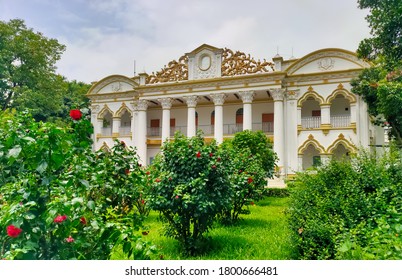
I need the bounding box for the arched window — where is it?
[211,110,215,125]
[235,108,243,132]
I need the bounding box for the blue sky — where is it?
[1,0,371,83]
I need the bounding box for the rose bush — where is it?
[147,132,232,256]
[0,110,153,259]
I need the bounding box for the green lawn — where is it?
[121,196,296,260]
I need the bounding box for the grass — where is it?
[119,196,296,260]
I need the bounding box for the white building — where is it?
[87,44,385,177]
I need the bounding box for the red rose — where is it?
[155,178,161,182]
[212,165,216,169]
[80,217,87,225]
[175,195,179,199]
[217,157,221,162]
[69,109,82,121]
[6,225,22,238]
[54,215,67,223]
[65,236,75,243]
[146,171,150,175]
[196,151,201,158]
[125,169,130,175]
[141,199,145,204]
[247,177,253,184]
[209,153,213,157]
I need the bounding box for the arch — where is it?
[99,142,111,153]
[286,48,370,75]
[326,84,357,104]
[87,75,138,95]
[97,105,114,119]
[114,102,132,118]
[326,134,356,154]
[298,134,326,155]
[298,91,325,107]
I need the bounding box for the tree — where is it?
[0,19,65,110]
[351,0,402,144]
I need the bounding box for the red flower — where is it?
[65,236,75,243]
[209,153,213,157]
[69,109,82,121]
[6,225,22,238]
[250,201,255,206]
[141,199,145,204]
[125,169,130,175]
[155,178,161,182]
[175,195,179,199]
[80,217,87,225]
[217,157,221,162]
[212,165,216,169]
[196,151,201,158]
[247,177,253,184]
[146,171,150,175]
[54,215,67,223]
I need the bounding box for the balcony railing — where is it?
[301,116,321,129]
[331,115,351,128]
[253,122,274,133]
[101,127,112,136]
[119,126,131,136]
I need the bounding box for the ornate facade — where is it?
[87,44,386,177]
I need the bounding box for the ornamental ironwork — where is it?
[221,48,274,76]
[146,55,188,84]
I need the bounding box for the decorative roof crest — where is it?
[221,48,274,76]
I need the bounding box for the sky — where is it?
[0,0,372,84]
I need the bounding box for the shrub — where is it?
[147,132,232,255]
[0,110,153,259]
[288,150,402,260]
[219,141,267,223]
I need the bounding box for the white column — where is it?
[130,101,138,147]
[239,91,255,131]
[298,155,303,172]
[286,90,299,175]
[136,99,148,165]
[112,117,121,138]
[321,104,331,125]
[350,102,357,124]
[271,88,285,176]
[184,96,198,137]
[210,93,226,144]
[358,96,370,148]
[91,105,101,147]
[158,97,173,143]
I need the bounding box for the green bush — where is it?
[0,110,153,259]
[288,150,402,260]
[147,132,232,256]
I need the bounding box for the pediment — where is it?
[186,44,223,56]
[87,75,138,95]
[286,48,370,75]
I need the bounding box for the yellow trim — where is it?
[99,142,111,153]
[297,90,325,107]
[114,102,133,118]
[147,139,162,145]
[298,134,326,155]
[87,74,139,95]
[326,85,357,104]
[97,104,114,119]
[326,134,356,154]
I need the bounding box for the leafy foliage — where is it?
[288,150,402,259]
[0,110,153,259]
[352,0,402,144]
[147,132,232,256]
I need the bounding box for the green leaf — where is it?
[87,200,95,210]
[24,212,36,220]
[7,145,22,158]
[36,160,48,174]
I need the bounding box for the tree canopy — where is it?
[0,19,90,122]
[351,0,402,144]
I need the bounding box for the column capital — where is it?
[184,95,198,108]
[286,89,300,101]
[158,97,173,109]
[270,88,285,101]
[239,91,255,104]
[134,99,148,111]
[210,93,226,106]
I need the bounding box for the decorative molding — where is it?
[87,75,138,95]
[297,90,325,107]
[114,102,132,117]
[136,99,149,111]
[326,86,357,104]
[286,90,299,100]
[298,134,326,155]
[91,104,101,114]
[317,57,335,71]
[326,134,356,154]
[158,97,173,109]
[270,88,285,101]
[99,142,111,153]
[239,91,255,103]
[221,48,274,76]
[97,104,113,119]
[210,93,226,106]
[146,55,188,84]
[184,95,198,108]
